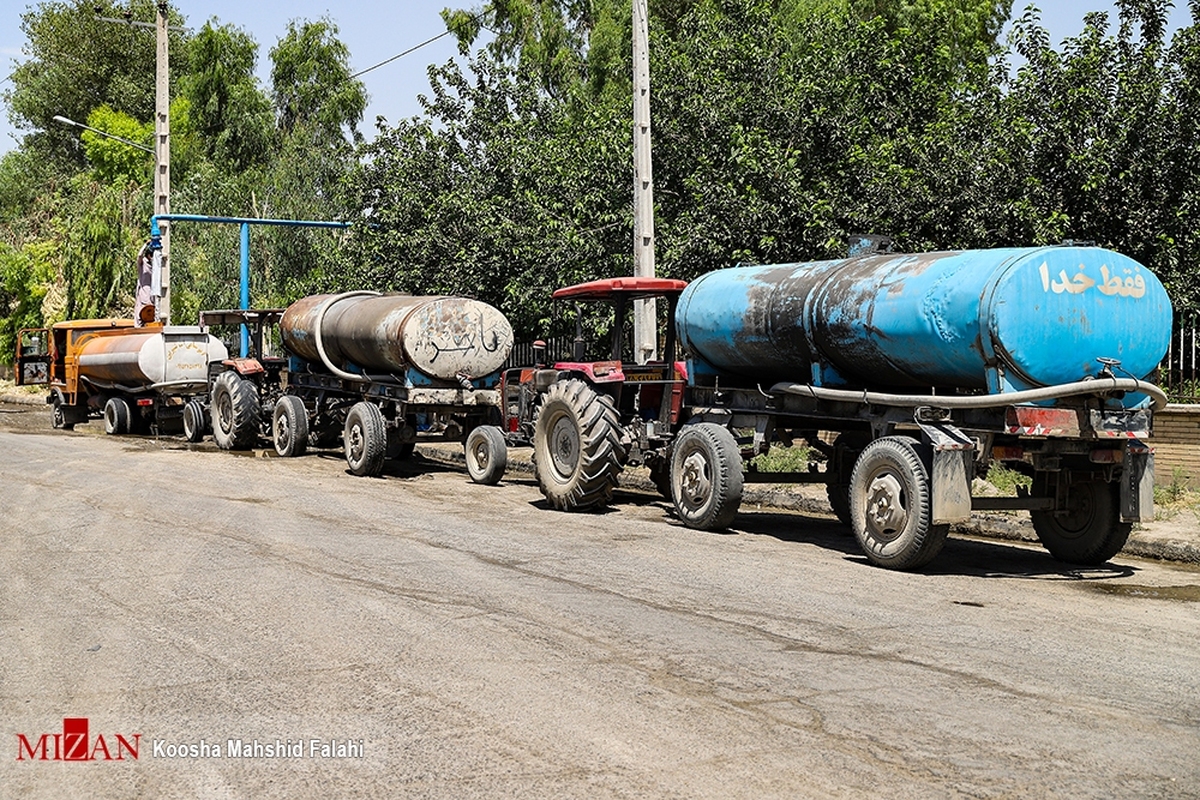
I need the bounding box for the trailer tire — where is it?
[850,436,948,570]
[212,370,260,451]
[182,399,207,442]
[104,397,131,435]
[671,423,743,530]
[532,379,623,510]
[827,431,872,528]
[52,397,74,431]
[465,425,507,485]
[273,395,309,458]
[1031,479,1130,564]
[649,463,673,500]
[344,402,387,477]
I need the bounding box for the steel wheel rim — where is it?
[865,471,907,542]
[217,393,233,435]
[472,440,490,470]
[277,413,293,450]
[549,413,580,479]
[348,422,365,464]
[1056,485,1096,538]
[679,449,712,508]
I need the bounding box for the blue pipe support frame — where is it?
[240,223,251,355]
[149,214,351,356]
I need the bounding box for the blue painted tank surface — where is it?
[676,246,1172,399]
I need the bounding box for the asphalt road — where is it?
[2,412,1199,798]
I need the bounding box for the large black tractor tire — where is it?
[532,379,624,511]
[1031,479,1131,564]
[103,397,131,435]
[211,370,261,451]
[273,395,309,458]
[182,399,207,443]
[465,425,507,485]
[344,402,387,477]
[670,423,743,530]
[849,436,949,571]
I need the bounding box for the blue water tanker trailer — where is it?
[666,244,1171,569]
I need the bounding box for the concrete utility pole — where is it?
[153,1,171,325]
[632,0,656,363]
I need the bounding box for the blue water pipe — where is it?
[149,214,351,356]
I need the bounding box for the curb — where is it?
[0,392,45,407]
[416,443,1200,565]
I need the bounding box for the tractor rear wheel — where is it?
[212,370,260,450]
[532,379,624,510]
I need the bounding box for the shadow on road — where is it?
[684,508,1138,581]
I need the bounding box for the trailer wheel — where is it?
[465,425,507,485]
[649,463,673,500]
[849,436,948,570]
[52,398,74,431]
[273,395,309,458]
[344,402,387,477]
[670,423,743,530]
[532,379,623,510]
[103,397,131,435]
[827,431,871,528]
[182,399,207,443]
[1031,479,1130,564]
[211,370,260,451]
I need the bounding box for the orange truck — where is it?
[15,319,227,436]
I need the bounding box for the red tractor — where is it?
[481,278,689,510]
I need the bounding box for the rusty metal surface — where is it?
[73,327,227,388]
[677,246,1172,408]
[281,294,513,382]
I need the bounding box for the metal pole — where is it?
[240,223,251,357]
[632,0,657,364]
[154,2,171,325]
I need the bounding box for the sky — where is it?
[0,1,1197,157]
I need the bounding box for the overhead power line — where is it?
[349,12,485,80]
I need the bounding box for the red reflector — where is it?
[508,417,518,433]
[1089,449,1121,464]
[136,398,154,407]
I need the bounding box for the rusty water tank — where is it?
[280,293,514,381]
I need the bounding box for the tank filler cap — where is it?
[1095,356,1122,379]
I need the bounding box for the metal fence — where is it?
[1161,320,1200,403]
[504,336,584,371]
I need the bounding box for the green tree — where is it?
[79,105,154,185]
[183,20,275,170]
[341,54,630,335]
[270,19,367,144]
[3,0,190,167]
